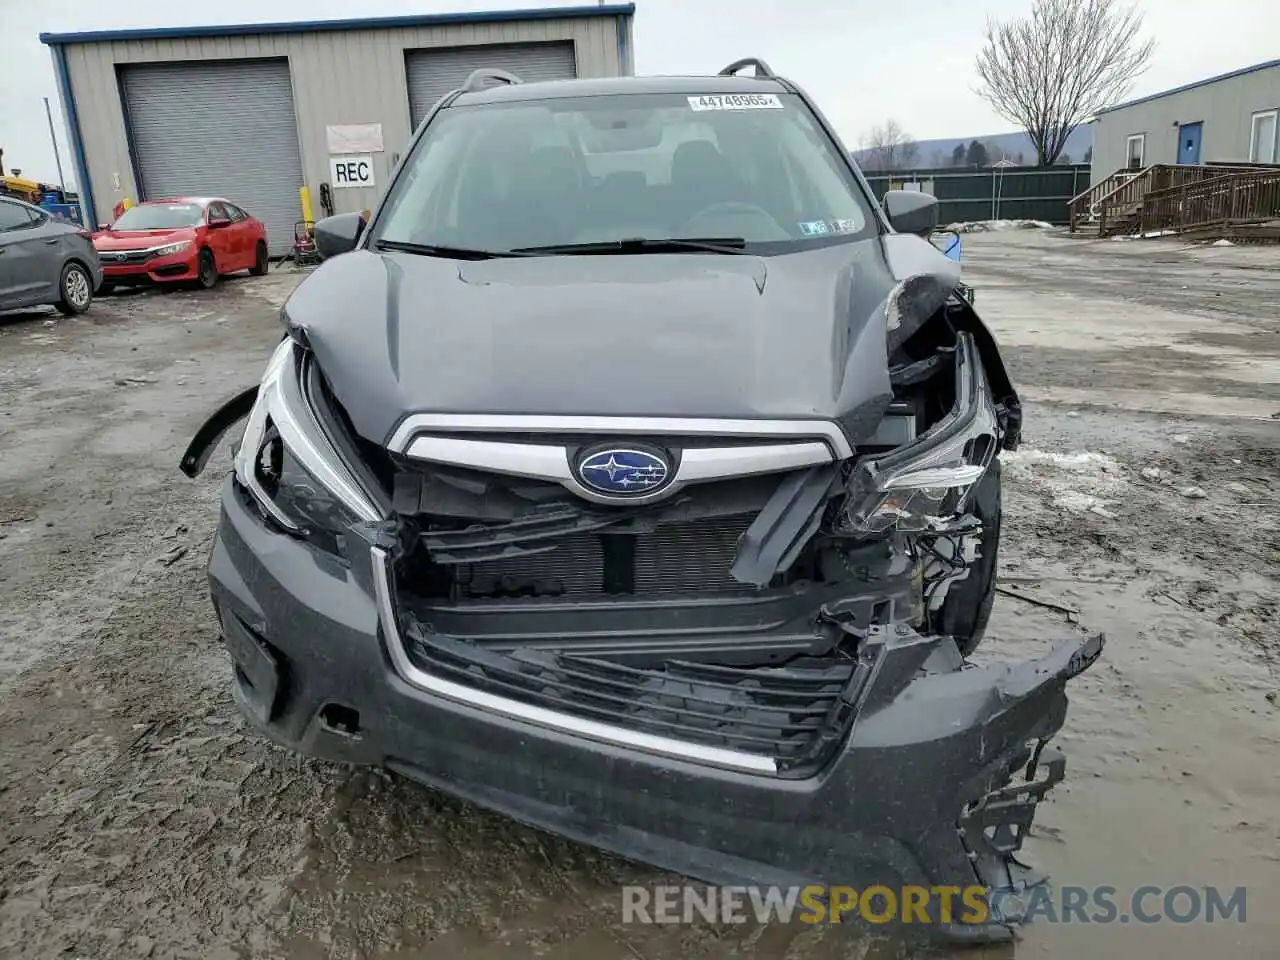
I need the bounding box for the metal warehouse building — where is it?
[41,4,636,254]
[1090,58,1280,183]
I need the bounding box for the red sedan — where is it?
[92,197,268,291]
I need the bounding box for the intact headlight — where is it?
[836,333,1000,535]
[234,340,381,541]
[153,240,193,257]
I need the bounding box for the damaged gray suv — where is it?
[183,60,1102,940]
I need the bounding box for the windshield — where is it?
[373,92,876,255]
[112,203,204,230]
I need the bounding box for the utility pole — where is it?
[43,97,67,188]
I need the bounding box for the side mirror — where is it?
[882,190,938,236]
[98,223,111,231]
[208,217,232,229]
[314,212,366,260]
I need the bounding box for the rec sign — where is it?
[329,154,375,189]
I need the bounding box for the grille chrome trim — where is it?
[400,435,835,505]
[388,414,855,459]
[372,546,780,775]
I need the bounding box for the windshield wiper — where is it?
[374,239,528,260]
[513,237,748,256]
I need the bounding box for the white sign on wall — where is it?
[329,154,375,189]
[326,123,384,154]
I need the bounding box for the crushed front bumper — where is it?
[209,477,1102,942]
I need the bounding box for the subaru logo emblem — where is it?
[575,447,671,498]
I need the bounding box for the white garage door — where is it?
[122,59,304,256]
[406,42,577,131]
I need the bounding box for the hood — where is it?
[285,235,960,447]
[93,227,197,250]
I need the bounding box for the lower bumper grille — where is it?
[457,515,756,599]
[404,625,856,777]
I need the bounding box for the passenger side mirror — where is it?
[882,190,938,236]
[314,212,366,259]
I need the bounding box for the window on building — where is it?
[1126,134,1145,170]
[1250,110,1277,164]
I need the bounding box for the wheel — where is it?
[249,241,269,277]
[55,261,93,315]
[97,281,115,296]
[196,248,219,289]
[936,459,1002,656]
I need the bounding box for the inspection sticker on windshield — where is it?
[688,94,784,111]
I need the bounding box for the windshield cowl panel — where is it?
[372,92,877,258]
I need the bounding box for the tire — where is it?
[55,261,93,315]
[196,248,219,289]
[936,459,1002,656]
[249,241,269,276]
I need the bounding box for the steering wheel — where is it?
[678,201,774,231]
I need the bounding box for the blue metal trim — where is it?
[1097,58,1280,116]
[49,43,95,228]
[39,4,636,45]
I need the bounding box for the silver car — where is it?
[0,196,102,315]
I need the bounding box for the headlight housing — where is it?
[234,340,381,544]
[153,240,193,257]
[835,332,1000,535]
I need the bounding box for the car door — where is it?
[0,200,61,308]
[205,202,237,271]
[224,203,254,269]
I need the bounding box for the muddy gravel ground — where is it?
[0,233,1277,960]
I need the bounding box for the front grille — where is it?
[103,249,155,265]
[405,626,856,776]
[457,515,755,599]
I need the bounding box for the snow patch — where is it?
[944,219,1055,233]
[1211,238,1235,247]
[1002,449,1126,514]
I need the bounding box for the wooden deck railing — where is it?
[1139,168,1280,235]
[1068,168,1141,231]
[1069,164,1265,235]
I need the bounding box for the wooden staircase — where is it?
[1069,164,1267,237]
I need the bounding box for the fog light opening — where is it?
[319,703,361,737]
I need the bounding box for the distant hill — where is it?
[854,127,1094,168]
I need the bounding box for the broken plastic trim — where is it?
[837,332,999,535]
[180,339,383,529]
[371,543,783,775]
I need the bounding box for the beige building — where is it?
[1090,58,1280,184]
[42,4,635,253]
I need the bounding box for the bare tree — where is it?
[858,119,919,171]
[975,0,1155,165]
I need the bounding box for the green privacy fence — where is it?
[858,164,1092,225]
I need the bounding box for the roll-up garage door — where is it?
[121,59,303,256]
[406,42,577,131]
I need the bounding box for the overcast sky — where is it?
[1,0,1276,186]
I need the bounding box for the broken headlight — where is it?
[234,339,381,540]
[835,333,999,535]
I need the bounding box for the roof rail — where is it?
[718,58,776,79]
[463,68,523,92]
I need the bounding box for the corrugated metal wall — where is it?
[56,15,628,227]
[859,165,1091,224]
